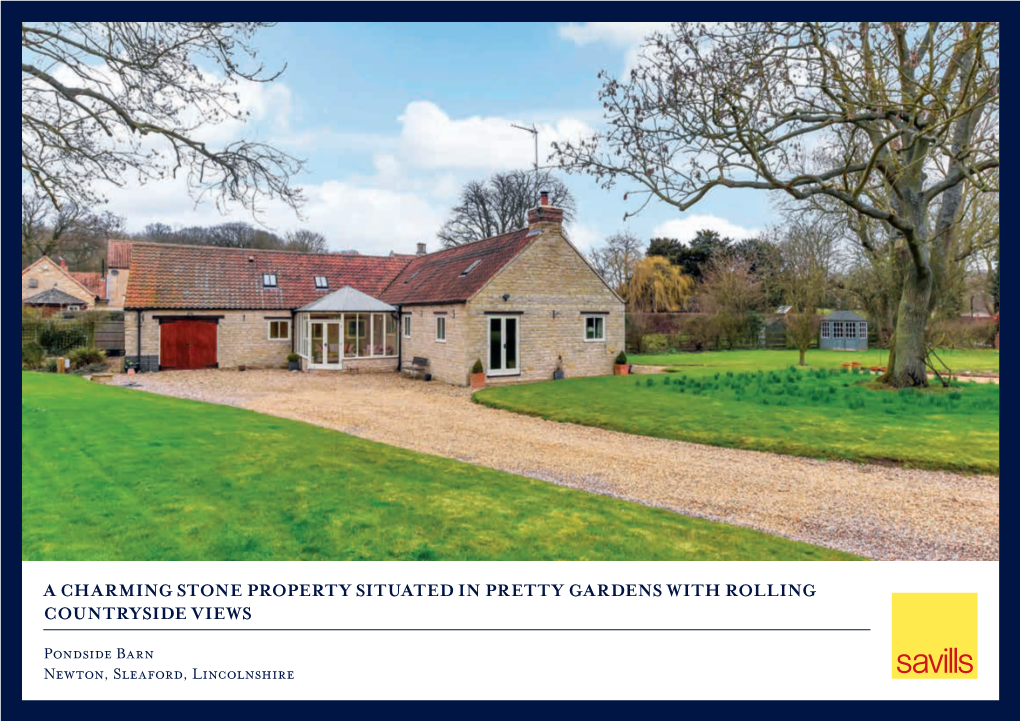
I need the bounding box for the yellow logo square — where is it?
[892,593,977,679]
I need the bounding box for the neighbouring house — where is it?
[820,310,869,352]
[22,240,134,313]
[124,195,626,384]
[22,256,106,313]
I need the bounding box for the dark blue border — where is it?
[11,9,1006,717]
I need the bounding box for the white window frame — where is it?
[403,315,412,339]
[584,315,606,343]
[436,315,447,343]
[297,314,310,358]
[821,322,831,339]
[314,276,329,290]
[263,273,278,288]
[268,319,291,341]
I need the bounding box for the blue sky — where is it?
[101,22,775,256]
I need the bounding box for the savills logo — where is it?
[891,593,977,679]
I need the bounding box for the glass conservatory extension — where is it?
[295,287,400,370]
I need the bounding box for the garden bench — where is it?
[405,357,430,380]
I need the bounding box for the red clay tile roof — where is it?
[380,229,538,306]
[124,243,411,310]
[107,240,133,269]
[71,272,107,300]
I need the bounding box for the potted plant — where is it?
[470,359,486,389]
[287,353,302,372]
[614,351,629,376]
[553,355,565,381]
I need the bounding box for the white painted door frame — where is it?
[309,319,343,370]
[487,315,520,377]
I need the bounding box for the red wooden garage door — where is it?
[160,319,218,370]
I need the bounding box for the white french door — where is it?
[309,321,343,370]
[488,316,520,377]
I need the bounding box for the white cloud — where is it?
[559,22,677,74]
[652,214,759,242]
[567,223,603,254]
[103,173,444,257]
[397,101,592,172]
[95,98,599,256]
[558,22,672,47]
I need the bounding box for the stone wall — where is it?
[398,304,469,385]
[105,268,129,310]
[465,230,625,384]
[126,310,294,370]
[304,356,398,373]
[22,261,95,307]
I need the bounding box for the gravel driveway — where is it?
[113,370,999,561]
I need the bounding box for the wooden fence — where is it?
[22,312,125,356]
[93,318,126,355]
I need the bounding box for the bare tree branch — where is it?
[21,22,305,217]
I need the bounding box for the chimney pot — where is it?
[417,242,427,256]
[540,191,550,206]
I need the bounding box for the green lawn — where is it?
[21,373,857,561]
[630,348,1000,376]
[476,361,999,475]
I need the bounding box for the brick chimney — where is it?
[527,190,564,229]
[417,242,428,256]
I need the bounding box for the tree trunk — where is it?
[876,335,896,384]
[888,264,933,388]
[799,347,807,366]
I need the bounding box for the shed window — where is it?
[263,274,278,288]
[584,316,606,342]
[268,320,291,341]
[315,276,329,289]
[858,322,868,339]
[821,322,831,339]
[436,316,447,343]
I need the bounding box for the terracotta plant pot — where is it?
[614,364,629,376]
[470,372,486,389]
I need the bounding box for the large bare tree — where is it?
[438,170,576,247]
[22,22,304,215]
[588,230,644,294]
[553,22,999,387]
[775,218,840,365]
[22,192,125,270]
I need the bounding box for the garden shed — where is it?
[820,310,868,351]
